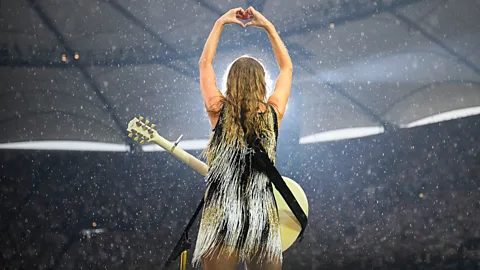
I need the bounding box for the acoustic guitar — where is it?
[127,116,308,251]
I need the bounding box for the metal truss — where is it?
[382,10,480,113]
[25,0,138,151]
[392,11,480,75]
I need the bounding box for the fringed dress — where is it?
[192,103,282,266]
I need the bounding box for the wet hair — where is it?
[208,56,269,139]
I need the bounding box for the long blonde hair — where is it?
[209,56,270,141]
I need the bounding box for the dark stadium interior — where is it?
[2,117,480,269]
[1,0,480,269]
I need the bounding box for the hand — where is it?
[218,7,247,28]
[245,6,271,29]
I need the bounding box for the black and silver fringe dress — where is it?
[192,103,281,266]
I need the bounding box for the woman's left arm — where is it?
[198,8,246,123]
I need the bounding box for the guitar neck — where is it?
[151,135,209,177]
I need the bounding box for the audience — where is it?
[1,116,480,269]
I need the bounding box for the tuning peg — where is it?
[139,116,144,121]
[134,136,139,141]
[128,133,133,138]
[140,139,145,144]
[145,119,150,125]
[151,124,155,129]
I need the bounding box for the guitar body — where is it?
[127,117,309,251]
[273,177,309,251]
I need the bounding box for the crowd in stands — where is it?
[1,116,480,269]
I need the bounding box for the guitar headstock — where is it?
[126,116,158,144]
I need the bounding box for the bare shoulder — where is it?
[206,98,224,129]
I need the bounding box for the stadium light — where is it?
[403,106,480,128]
[0,141,130,152]
[299,126,385,144]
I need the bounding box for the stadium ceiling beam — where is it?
[298,65,397,132]
[103,0,197,79]
[0,57,198,79]
[281,0,425,38]
[391,11,480,76]
[0,44,235,70]
[169,0,426,63]
[26,0,138,150]
[381,79,480,116]
[325,82,397,132]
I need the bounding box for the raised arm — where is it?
[246,7,293,121]
[198,8,246,127]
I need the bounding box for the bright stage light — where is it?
[299,126,385,144]
[0,141,130,151]
[402,106,480,128]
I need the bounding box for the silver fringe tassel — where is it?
[192,106,282,267]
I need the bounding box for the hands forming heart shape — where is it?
[221,7,271,29]
[235,9,253,21]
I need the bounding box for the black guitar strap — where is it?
[249,145,308,240]
[164,198,204,268]
[240,107,308,241]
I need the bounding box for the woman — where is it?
[193,6,292,270]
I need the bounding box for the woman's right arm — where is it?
[246,7,293,120]
[199,8,246,127]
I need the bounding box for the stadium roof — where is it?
[1,0,480,150]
